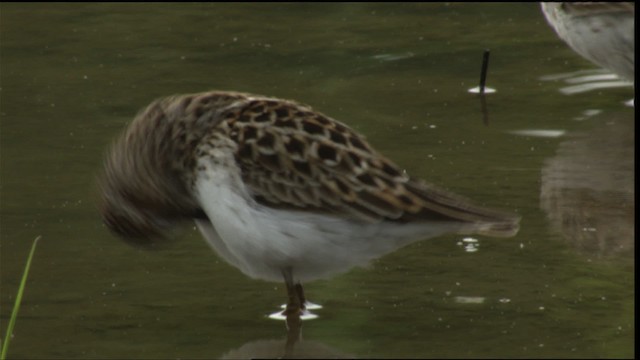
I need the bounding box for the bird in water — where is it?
[98,91,520,320]
[541,2,634,81]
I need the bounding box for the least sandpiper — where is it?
[98,91,520,319]
[541,2,635,81]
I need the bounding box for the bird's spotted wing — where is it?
[216,96,519,234]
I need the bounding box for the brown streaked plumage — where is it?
[98,91,520,319]
[100,92,249,241]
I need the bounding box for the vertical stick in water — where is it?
[479,49,490,94]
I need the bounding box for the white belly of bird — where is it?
[194,155,462,283]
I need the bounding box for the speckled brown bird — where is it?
[98,91,520,319]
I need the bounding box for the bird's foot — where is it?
[268,302,320,321]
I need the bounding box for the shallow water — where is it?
[0,3,634,359]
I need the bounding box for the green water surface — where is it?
[0,3,634,359]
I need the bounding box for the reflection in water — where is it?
[478,94,490,126]
[222,338,351,359]
[371,52,415,62]
[509,129,566,138]
[270,301,323,321]
[539,69,632,96]
[557,77,631,96]
[222,314,352,359]
[540,113,634,257]
[456,237,480,253]
[540,70,633,95]
[453,296,485,304]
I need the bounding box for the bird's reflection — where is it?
[221,313,353,359]
[479,94,490,126]
[540,112,634,257]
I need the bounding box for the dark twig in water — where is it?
[479,49,490,94]
[475,49,492,125]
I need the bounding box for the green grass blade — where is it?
[1,235,41,360]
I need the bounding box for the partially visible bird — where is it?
[541,2,634,81]
[98,91,520,318]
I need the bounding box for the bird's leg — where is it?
[281,267,304,342]
[296,281,322,312]
[273,267,319,322]
[295,283,307,310]
[282,267,302,316]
